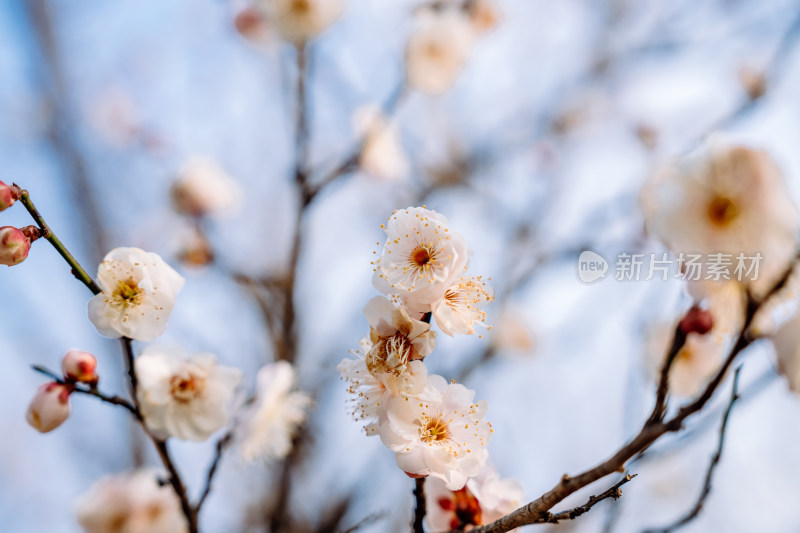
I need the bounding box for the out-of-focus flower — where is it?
[772,312,800,392]
[354,107,409,182]
[406,8,476,94]
[75,469,187,533]
[465,0,501,34]
[26,382,71,433]
[379,375,491,490]
[426,463,523,531]
[751,263,800,337]
[171,157,243,218]
[178,232,215,268]
[237,361,312,462]
[256,0,343,43]
[235,5,272,46]
[648,281,746,397]
[372,206,468,306]
[62,350,99,385]
[0,226,32,266]
[0,180,17,212]
[641,144,799,298]
[363,296,435,394]
[431,276,493,336]
[491,312,535,353]
[88,247,185,342]
[86,88,141,148]
[135,345,242,442]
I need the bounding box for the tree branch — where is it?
[195,431,234,514]
[547,474,637,524]
[413,477,426,533]
[30,364,139,418]
[641,366,743,533]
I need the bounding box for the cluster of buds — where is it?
[0,180,41,267]
[26,350,98,433]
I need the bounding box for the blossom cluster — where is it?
[338,206,521,529]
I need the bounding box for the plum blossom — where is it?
[338,336,428,436]
[171,156,242,217]
[88,247,185,342]
[372,206,468,307]
[647,281,746,397]
[641,144,799,298]
[406,7,476,95]
[236,361,312,462]
[363,296,435,394]
[379,375,491,490]
[431,276,493,336]
[26,382,71,433]
[354,106,409,182]
[75,469,187,533]
[426,463,523,531]
[135,345,242,442]
[255,0,343,43]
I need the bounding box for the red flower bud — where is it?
[62,350,99,385]
[0,181,16,212]
[0,226,31,266]
[679,306,714,336]
[26,382,72,433]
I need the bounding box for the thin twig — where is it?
[413,477,426,533]
[30,364,139,418]
[15,186,101,295]
[340,511,388,533]
[547,474,637,524]
[195,431,234,513]
[641,367,743,533]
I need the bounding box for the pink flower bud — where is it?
[0,226,31,266]
[26,382,72,433]
[62,350,99,385]
[679,306,714,336]
[0,181,16,212]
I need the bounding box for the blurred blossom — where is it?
[75,469,187,533]
[255,0,343,44]
[491,312,535,354]
[465,0,502,34]
[86,88,141,148]
[236,361,312,462]
[234,5,273,48]
[135,345,243,442]
[772,309,800,394]
[405,7,476,95]
[353,106,409,182]
[171,157,243,218]
[378,374,491,490]
[26,382,71,434]
[88,248,185,342]
[425,462,523,531]
[641,144,799,299]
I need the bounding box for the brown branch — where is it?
[467,258,797,533]
[547,474,636,524]
[641,366,743,533]
[413,477,426,533]
[30,364,139,418]
[195,431,234,514]
[340,511,388,533]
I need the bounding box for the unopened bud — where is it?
[0,226,32,266]
[0,181,17,212]
[679,306,714,336]
[26,382,72,433]
[62,350,98,385]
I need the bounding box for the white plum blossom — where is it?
[256,0,343,43]
[338,336,428,436]
[135,345,242,442]
[431,276,494,336]
[379,375,492,490]
[363,296,435,394]
[425,463,524,531]
[171,156,243,217]
[641,144,799,298]
[236,361,312,462]
[354,106,409,182]
[88,247,185,342]
[372,206,468,307]
[406,7,476,94]
[75,469,187,533]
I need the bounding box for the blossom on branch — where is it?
[354,107,409,182]
[62,349,99,385]
[26,382,71,433]
[75,469,187,533]
[256,0,343,44]
[0,180,16,212]
[0,226,32,266]
[426,463,523,531]
[379,375,491,490]
[135,345,242,442]
[236,361,312,462]
[88,247,185,342]
[431,275,493,337]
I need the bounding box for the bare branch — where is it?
[413,478,426,533]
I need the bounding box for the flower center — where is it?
[411,246,431,267]
[420,417,449,443]
[449,487,483,530]
[289,0,311,14]
[707,195,739,227]
[366,333,413,374]
[114,278,143,306]
[169,373,205,403]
